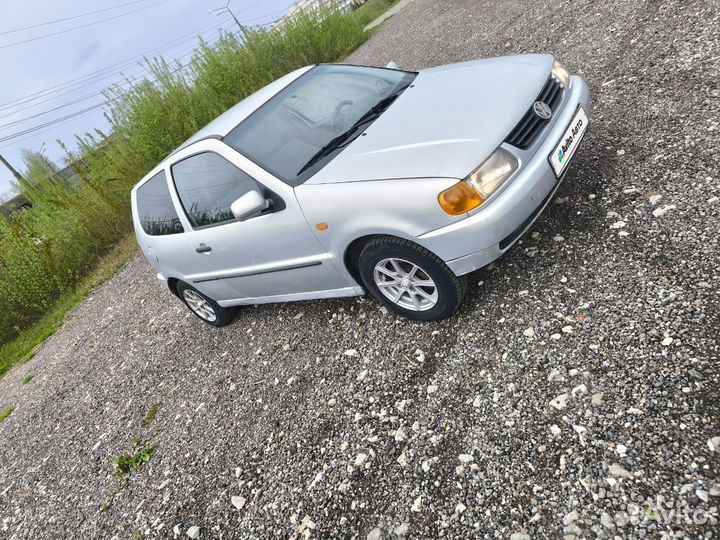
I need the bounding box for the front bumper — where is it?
[416,75,591,275]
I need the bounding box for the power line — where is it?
[0,103,109,144]
[0,0,169,50]
[0,38,226,121]
[0,0,154,36]
[0,56,201,145]
[0,18,233,112]
[0,39,225,129]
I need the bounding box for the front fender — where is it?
[295,177,463,270]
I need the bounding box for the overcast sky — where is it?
[0,0,295,197]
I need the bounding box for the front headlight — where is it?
[552,60,571,87]
[465,147,519,199]
[438,147,519,215]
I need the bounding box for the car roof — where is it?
[172,64,315,155]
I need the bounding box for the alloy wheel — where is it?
[182,289,217,322]
[372,257,438,311]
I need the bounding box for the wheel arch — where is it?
[343,233,428,286]
[166,277,181,297]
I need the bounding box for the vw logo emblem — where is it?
[533,101,552,120]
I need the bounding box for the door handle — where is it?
[195,244,212,254]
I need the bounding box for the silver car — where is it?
[131,55,590,324]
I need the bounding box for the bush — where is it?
[0,8,368,346]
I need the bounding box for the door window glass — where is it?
[136,171,184,236]
[171,152,260,228]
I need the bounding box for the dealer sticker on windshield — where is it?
[549,107,588,177]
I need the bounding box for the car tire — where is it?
[176,281,236,327]
[358,237,467,321]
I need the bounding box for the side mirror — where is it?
[386,61,399,70]
[230,190,269,221]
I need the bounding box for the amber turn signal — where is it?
[438,182,483,215]
[316,223,328,231]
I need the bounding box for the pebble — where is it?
[458,453,474,463]
[186,526,200,539]
[354,453,369,467]
[523,327,535,337]
[610,220,626,229]
[600,512,614,529]
[426,385,438,394]
[553,235,565,242]
[616,444,627,456]
[231,496,246,510]
[708,437,720,452]
[550,424,561,436]
[608,463,633,479]
[561,325,573,334]
[661,336,673,346]
[550,333,561,340]
[549,393,569,410]
[563,510,579,524]
[652,204,677,217]
[367,527,383,540]
[472,395,482,408]
[410,496,422,513]
[393,523,409,536]
[510,533,530,540]
[591,393,604,406]
[343,349,359,357]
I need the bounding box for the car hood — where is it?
[306,54,554,185]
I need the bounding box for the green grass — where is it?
[113,438,156,484]
[0,235,138,376]
[104,437,156,510]
[22,375,32,385]
[141,403,161,428]
[0,408,14,421]
[352,0,401,26]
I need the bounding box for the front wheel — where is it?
[358,237,467,321]
[176,281,236,327]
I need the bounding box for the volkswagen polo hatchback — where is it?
[131,55,590,324]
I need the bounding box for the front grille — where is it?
[505,77,564,150]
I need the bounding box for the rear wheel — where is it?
[358,237,467,321]
[176,281,235,327]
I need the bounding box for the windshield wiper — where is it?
[296,86,409,177]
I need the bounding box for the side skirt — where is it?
[217,286,364,307]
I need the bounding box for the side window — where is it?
[171,152,261,228]
[136,171,184,236]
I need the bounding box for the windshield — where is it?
[224,64,416,186]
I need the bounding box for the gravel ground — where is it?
[1,0,719,538]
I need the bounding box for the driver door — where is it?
[166,139,350,305]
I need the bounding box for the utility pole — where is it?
[0,152,24,183]
[211,0,244,31]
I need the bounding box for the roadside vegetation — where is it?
[0,8,369,372]
[351,0,401,26]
